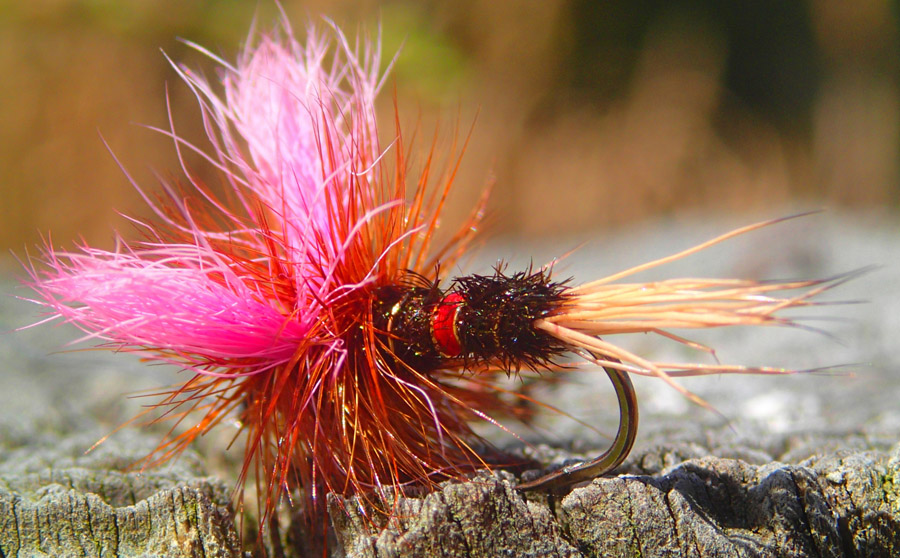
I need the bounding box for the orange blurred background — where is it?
[2,0,898,254]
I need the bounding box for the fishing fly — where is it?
[22,18,847,540]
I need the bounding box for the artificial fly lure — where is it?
[22,18,848,542]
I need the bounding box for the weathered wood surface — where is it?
[0,431,242,558]
[332,442,900,558]
[3,435,897,557]
[2,214,896,557]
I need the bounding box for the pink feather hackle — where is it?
[22,19,490,539]
[27,23,387,378]
[19,16,858,549]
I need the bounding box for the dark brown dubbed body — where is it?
[371,267,640,493]
[372,268,570,373]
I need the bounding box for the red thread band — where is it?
[432,292,464,357]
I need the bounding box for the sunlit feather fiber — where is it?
[537,216,848,408]
[25,20,499,529]
[21,17,850,542]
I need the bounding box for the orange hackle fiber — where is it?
[132,97,501,532]
[21,20,506,539]
[21,16,857,551]
[537,215,855,410]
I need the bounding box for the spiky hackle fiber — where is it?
[20,17,851,544]
[536,216,853,410]
[23,21,510,532]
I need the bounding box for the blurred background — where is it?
[1,0,898,254]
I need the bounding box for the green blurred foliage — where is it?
[379,3,470,101]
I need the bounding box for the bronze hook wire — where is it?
[516,356,638,493]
